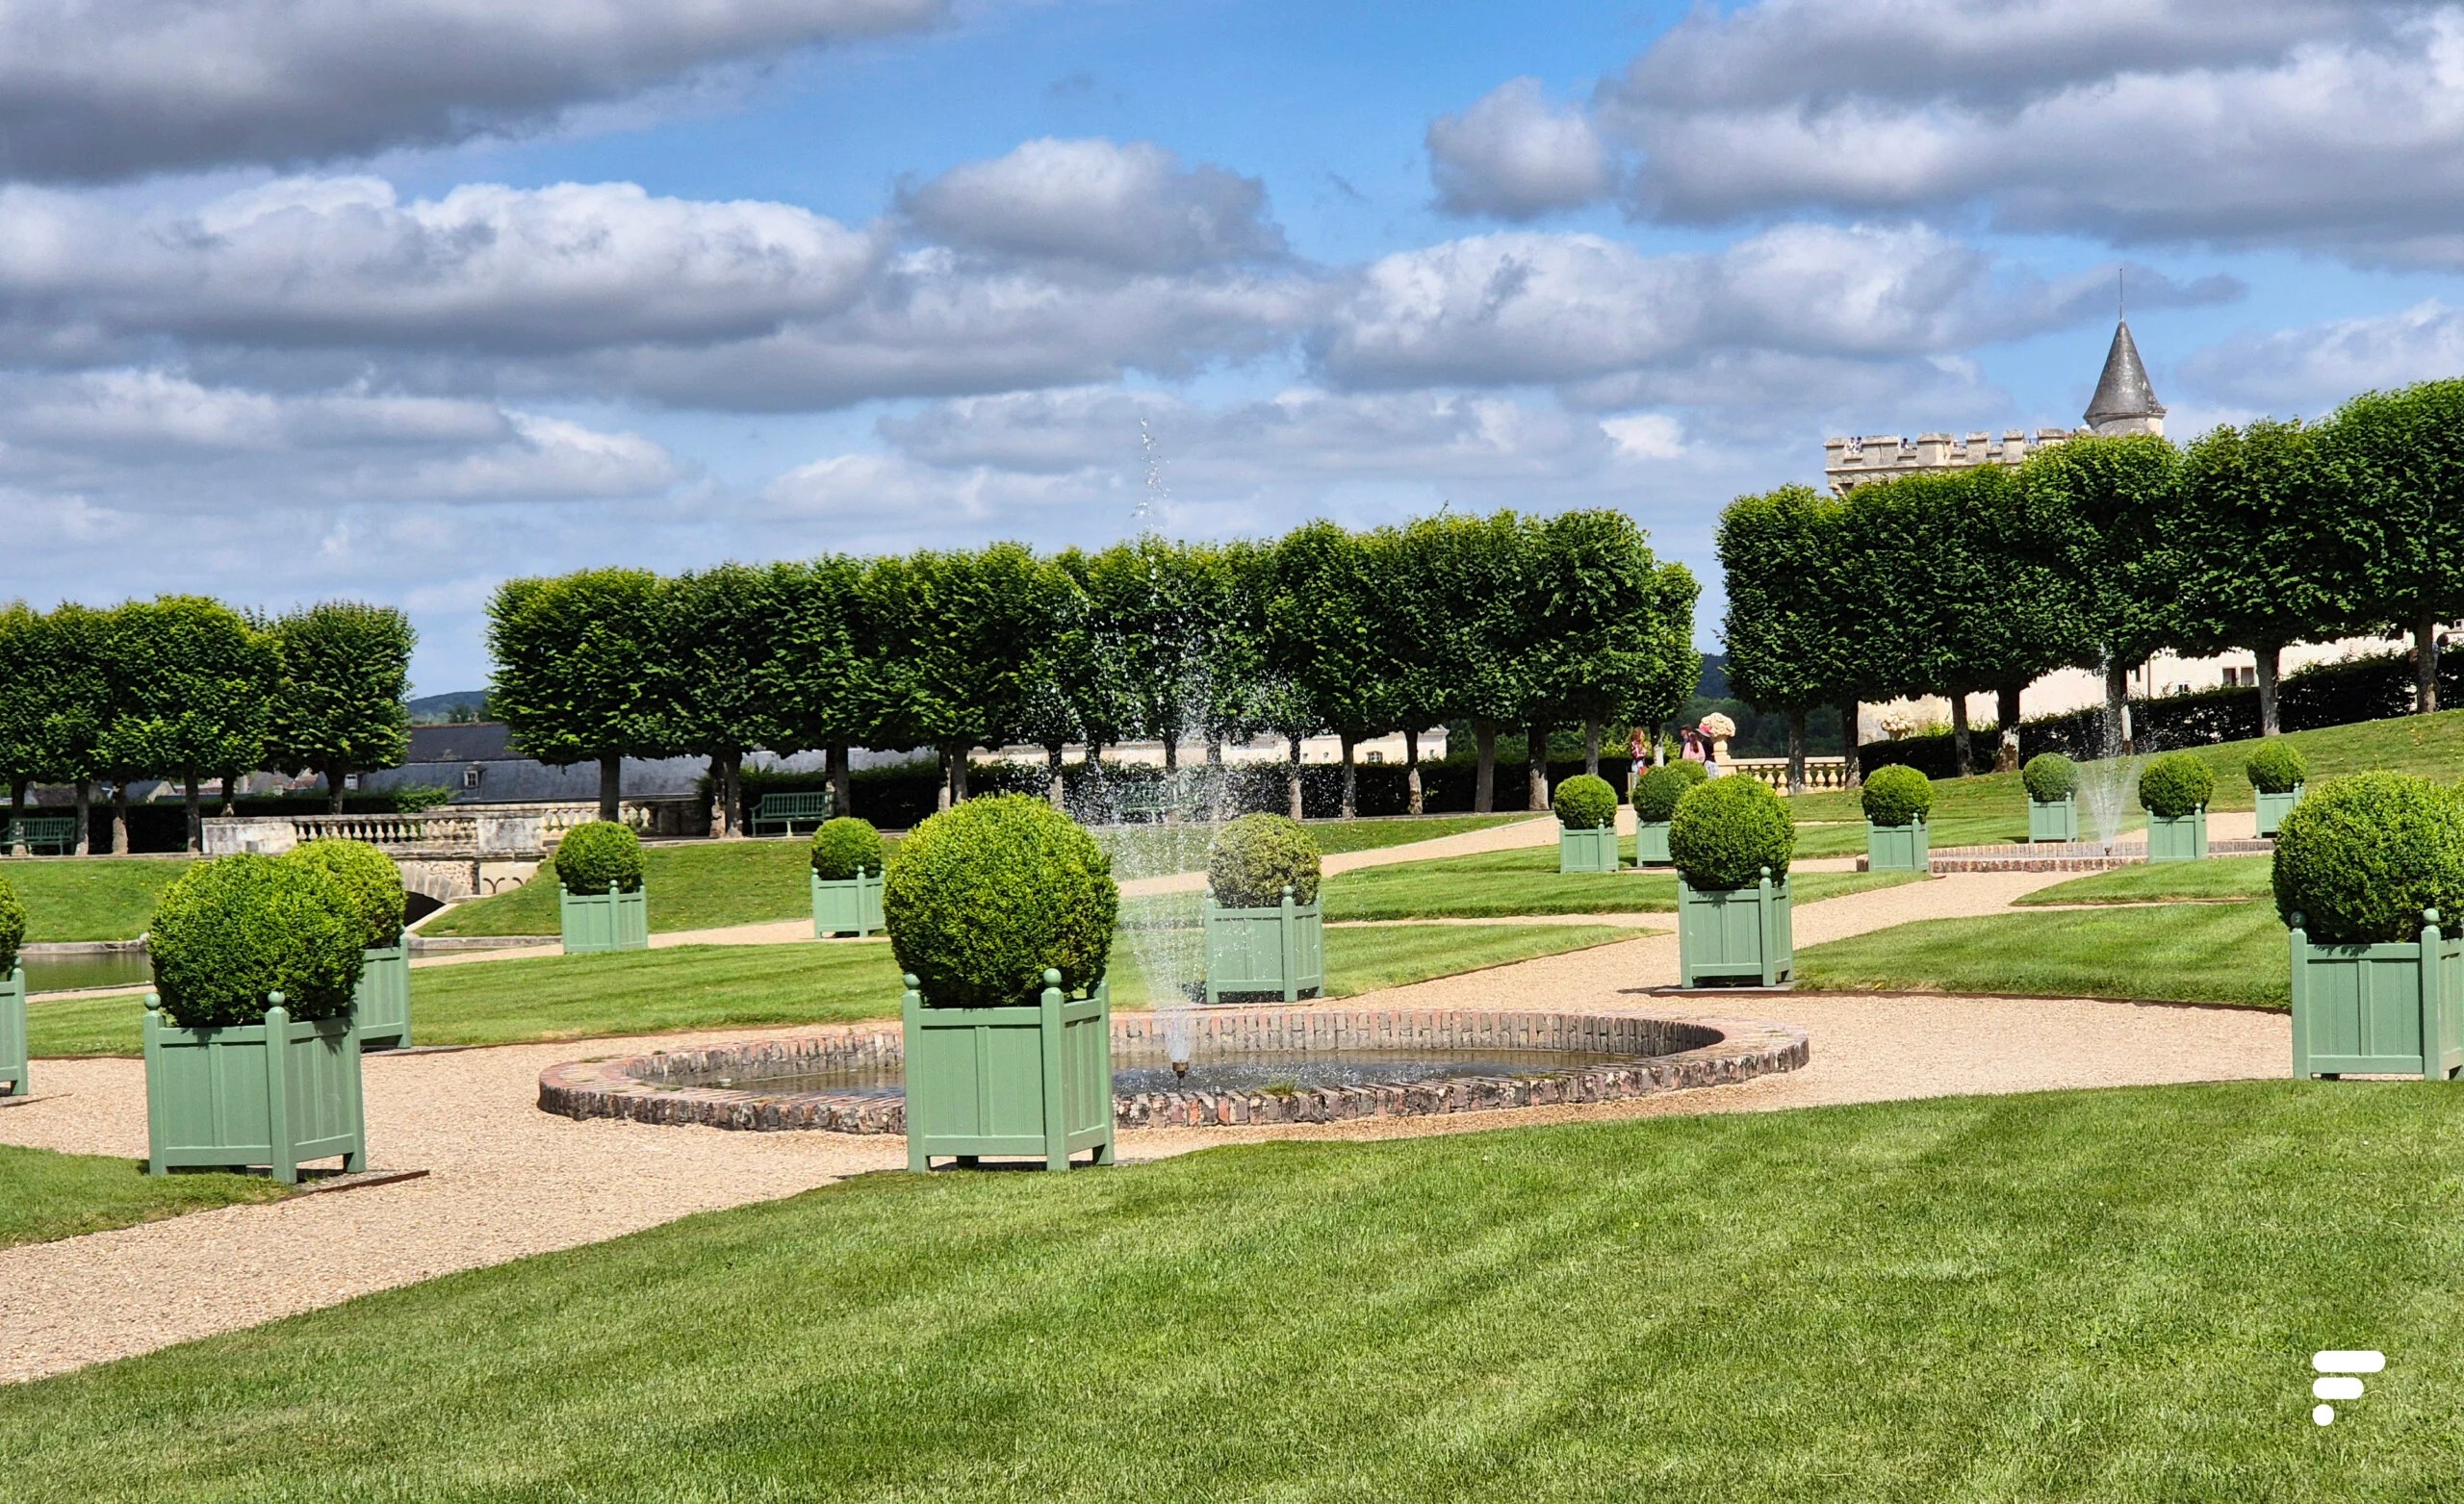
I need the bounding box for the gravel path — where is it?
[0,865,2287,1384]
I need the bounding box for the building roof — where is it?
[404,722,516,763]
[2084,319,2166,427]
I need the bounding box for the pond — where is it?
[19,950,153,994]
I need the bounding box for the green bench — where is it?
[1112,776,1207,825]
[751,792,836,837]
[4,816,76,854]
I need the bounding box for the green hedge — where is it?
[0,872,22,975]
[1668,777,1795,891]
[2138,753,2215,819]
[2022,752,2076,803]
[1632,761,1707,823]
[1551,774,1618,830]
[2272,773,2464,944]
[554,822,645,895]
[884,794,1116,1008]
[2246,740,2308,795]
[1861,765,1933,827]
[281,839,406,951]
[1208,813,1323,907]
[809,818,886,880]
[147,854,363,1028]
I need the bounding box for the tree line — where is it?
[487,510,1703,830]
[0,599,416,853]
[1719,377,2464,787]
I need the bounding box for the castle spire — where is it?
[2084,318,2165,437]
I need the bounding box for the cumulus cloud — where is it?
[1425,78,1617,219]
[2178,300,2464,411]
[0,0,945,182]
[899,138,1288,271]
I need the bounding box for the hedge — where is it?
[2272,773,2464,944]
[1208,814,1323,907]
[1551,774,1619,830]
[2247,740,2309,795]
[1861,765,1933,827]
[148,854,364,1028]
[2138,753,2215,819]
[884,794,1117,1007]
[810,818,886,880]
[1632,761,1708,823]
[281,839,406,951]
[1667,777,1795,891]
[2022,752,2076,803]
[554,822,645,895]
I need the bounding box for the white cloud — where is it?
[900,138,1288,270]
[0,0,945,182]
[2178,299,2464,411]
[1425,78,1617,219]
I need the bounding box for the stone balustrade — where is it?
[203,802,653,860]
[1725,757,1854,793]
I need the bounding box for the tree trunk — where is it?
[937,747,954,811]
[111,780,130,856]
[2417,610,2440,714]
[1161,732,1180,825]
[8,777,24,857]
[1950,692,1974,778]
[1995,687,2022,772]
[1583,718,1602,778]
[2103,657,2130,756]
[1208,739,1228,823]
[951,746,970,803]
[326,763,347,814]
[184,772,202,854]
[74,778,91,857]
[1473,724,1498,813]
[1046,746,1066,809]
[1404,728,1424,816]
[1785,709,1807,795]
[724,756,743,838]
[2256,643,2285,738]
[598,753,623,823]
[1526,726,1550,811]
[827,745,852,818]
[218,770,239,818]
[1285,733,1304,821]
[1340,732,1358,820]
[1837,697,1862,787]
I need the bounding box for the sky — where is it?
[8,0,2464,694]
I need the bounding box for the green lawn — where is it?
[1788,814,2078,856]
[29,922,1637,1057]
[1308,846,1917,922]
[2015,855,2274,906]
[0,1143,287,1250]
[0,855,193,941]
[8,1082,2463,1500]
[1799,901,2287,1007]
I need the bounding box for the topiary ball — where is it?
[1861,765,1933,828]
[2247,740,2308,795]
[2138,752,2215,819]
[148,854,364,1028]
[555,821,645,895]
[1208,813,1322,907]
[1552,774,1618,830]
[810,817,886,880]
[2272,773,2464,944]
[1668,777,1795,891]
[2022,752,2076,803]
[885,794,1117,1007]
[0,870,22,977]
[282,839,406,952]
[1633,761,1707,823]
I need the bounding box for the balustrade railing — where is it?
[205,801,654,859]
[1725,757,1854,793]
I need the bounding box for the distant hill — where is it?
[407,690,490,725]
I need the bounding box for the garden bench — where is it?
[4,815,75,854]
[751,792,835,837]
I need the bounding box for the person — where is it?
[1627,725,1654,792]
[1680,727,1707,764]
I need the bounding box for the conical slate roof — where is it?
[2084,319,2166,427]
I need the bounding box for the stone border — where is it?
[538,1007,1810,1134]
[1873,837,2275,874]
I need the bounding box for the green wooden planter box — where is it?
[1202,889,1325,1003]
[560,884,649,955]
[354,944,411,1050]
[1635,820,1673,867]
[811,870,885,937]
[2145,806,2208,863]
[2255,783,2305,838]
[1677,871,1794,988]
[1558,823,1621,874]
[2290,910,2464,1080]
[143,996,367,1184]
[2028,796,2078,843]
[902,970,1115,1172]
[1865,818,1930,872]
[0,965,25,1099]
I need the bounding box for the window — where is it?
[343,774,361,791]
[462,765,484,790]
[1365,751,1384,764]
[2220,666,2257,688]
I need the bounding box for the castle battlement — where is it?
[1820,427,2075,494]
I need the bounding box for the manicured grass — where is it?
[2015,855,2274,907]
[1799,902,2287,1007]
[1311,846,1916,922]
[28,923,1637,1057]
[7,1082,2462,1500]
[0,1143,287,1250]
[0,855,193,941]
[1788,814,2073,857]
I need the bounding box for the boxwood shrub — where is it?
[2022,752,2076,803]
[2272,773,2464,944]
[1208,813,1322,907]
[810,817,886,880]
[554,821,645,895]
[1668,777,1795,891]
[1633,760,1707,823]
[148,854,364,1028]
[2137,752,2215,819]
[885,794,1117,1007]
[2247,739,2308,795]
[282,839,405,951]
[1552,773,1618,830]
[1861,765,1933,828]
[0,870,22,976]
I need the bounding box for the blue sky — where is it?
[5,0,2463,693]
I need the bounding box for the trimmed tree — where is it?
[1719,486,1850,793]
[0,603,45,853]
[265,601,415,814]
[2320,380,2464,715]
[486,568,672,823]
[664,565,782,838]
[1528,509,1699,784]
[864,544,1061,808]
[1267,521,1398,820]
[2021,433,2185,753]
[761,555,872,818]
[100,597,276,853]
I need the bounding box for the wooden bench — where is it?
[751,792,836,837]
[4,816,76,854]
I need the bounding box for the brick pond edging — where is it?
[537,1007,1810,1134]
[1884,837,2275,875]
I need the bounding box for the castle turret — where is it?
[2084,319,2166,437]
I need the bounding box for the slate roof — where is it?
[2084,319,2166,427]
